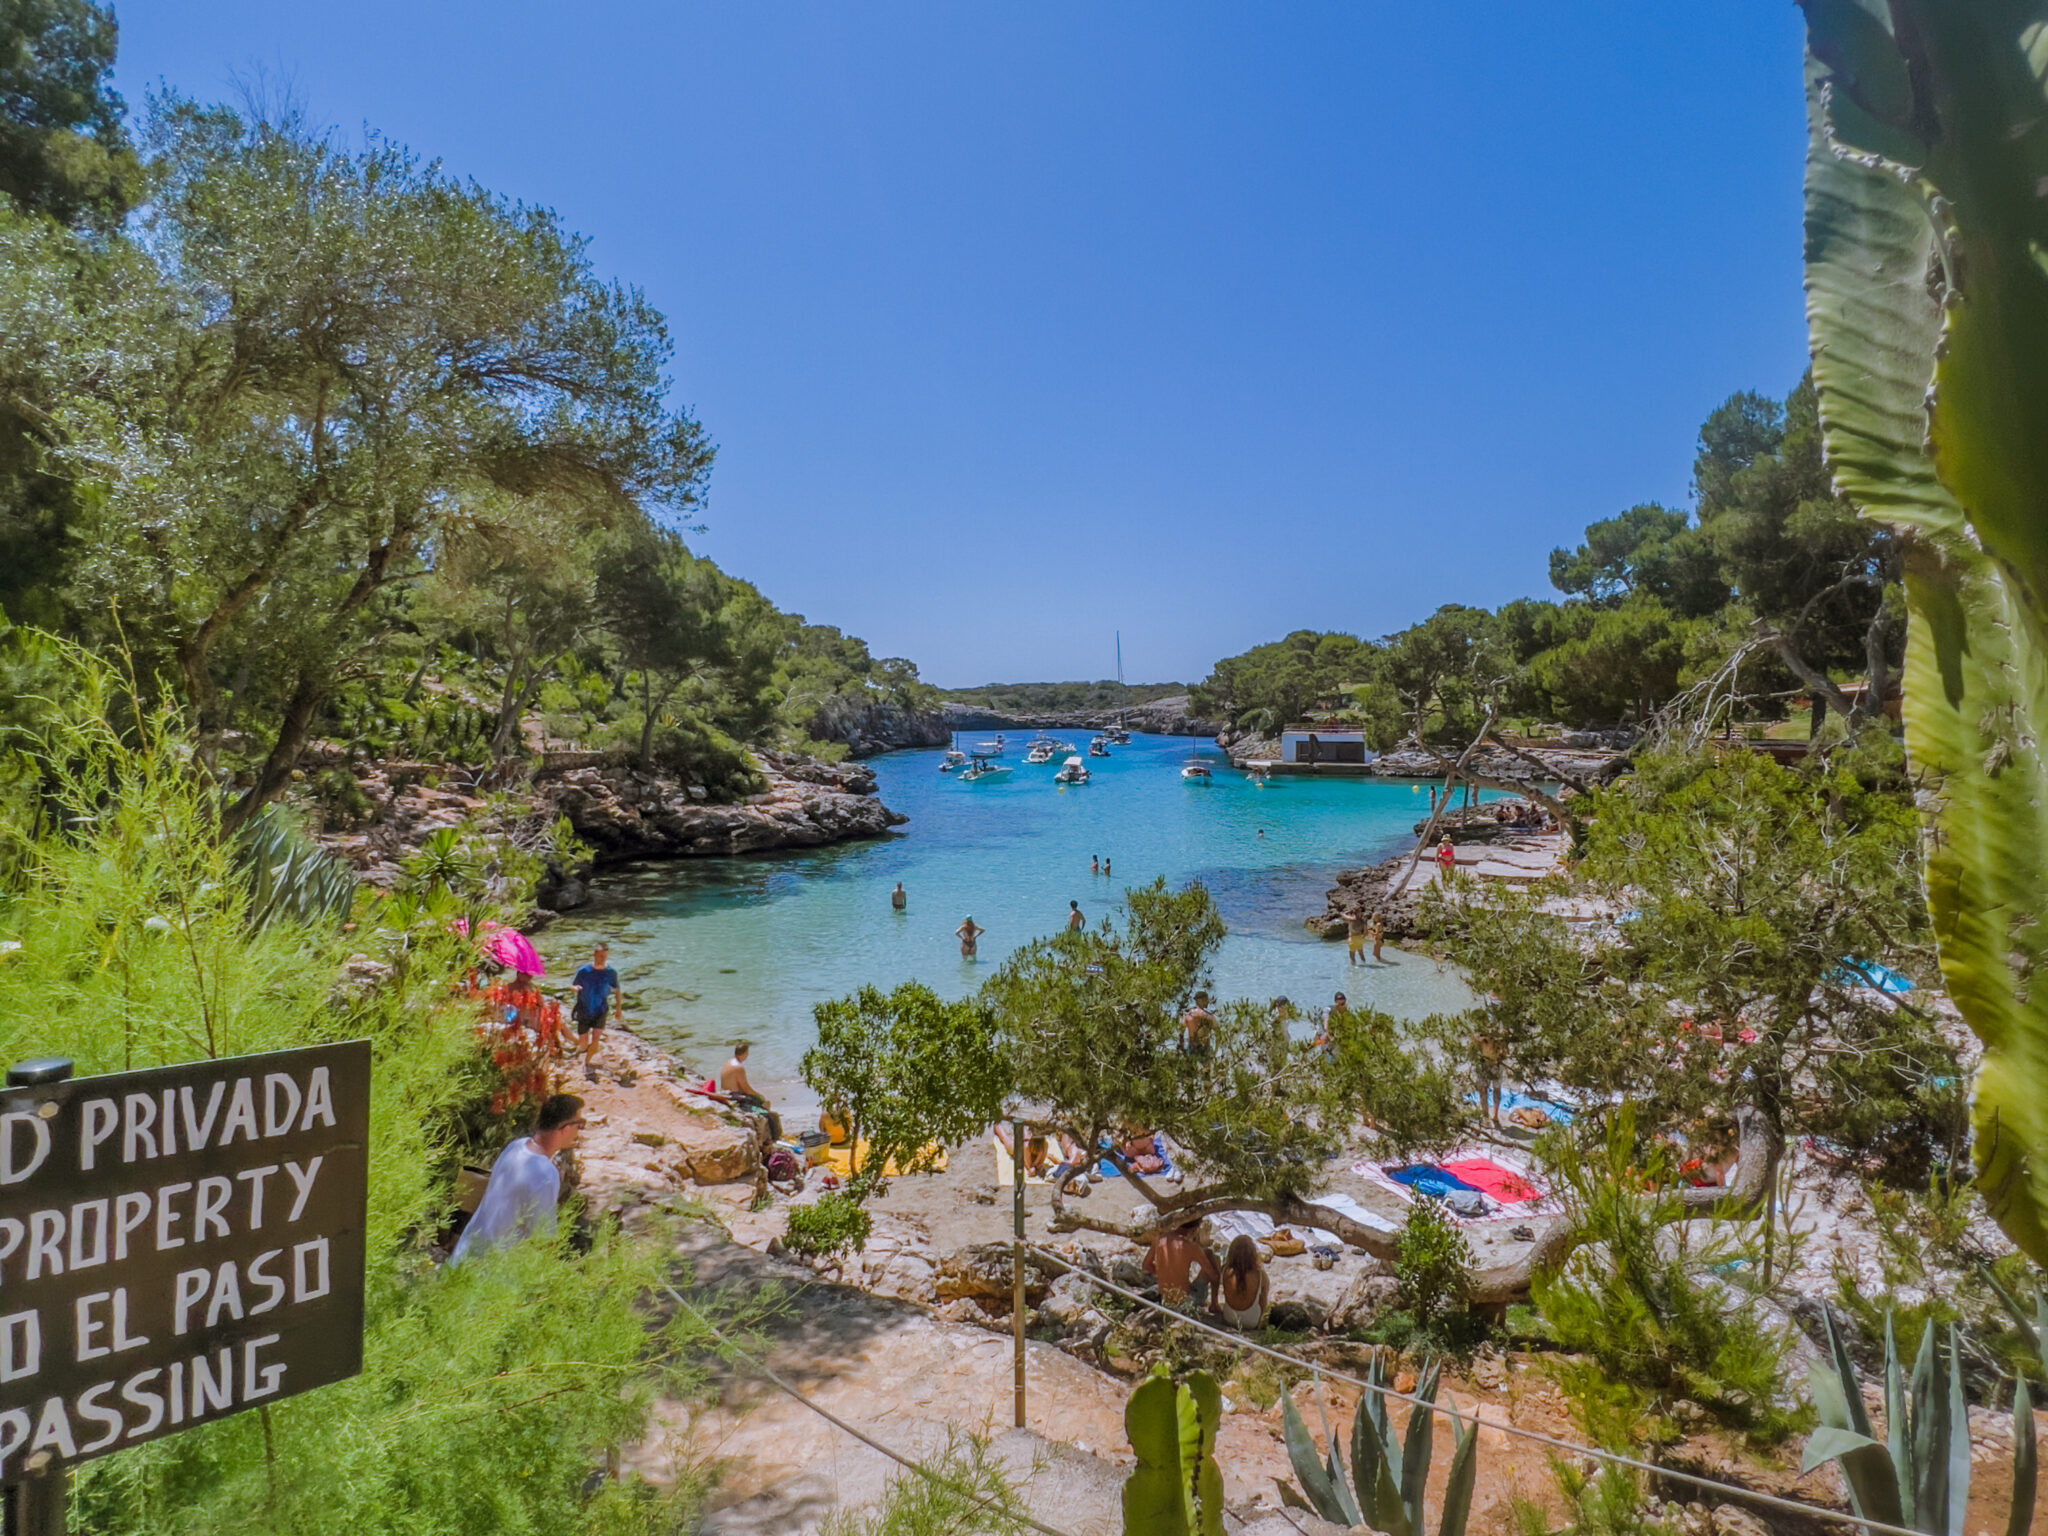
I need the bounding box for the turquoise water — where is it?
[538,733,1479,1094]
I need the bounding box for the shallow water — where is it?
[539,732,1480,1092]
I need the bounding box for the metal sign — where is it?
[0,1041,369,1479]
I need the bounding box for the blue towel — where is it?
[1833,957,1913,994]
[1467,1089,1577,1126]
[1385,1164,1483,1200]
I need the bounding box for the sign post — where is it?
[1011,1116,1025,1429]
[0,1041,371,1512]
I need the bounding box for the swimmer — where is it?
[957,915,986,958]
[891,880,907,912]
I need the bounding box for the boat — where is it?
[940,748,967,773]
[1105,632,1132,744]
[1053,755,1090,785]
[1088,736,1111,758]
[971,734,1007,757]
[1024,734,1059,765]
[959,753,1011,783]
[1105,726,1131,746]
[1181,759,1213,782]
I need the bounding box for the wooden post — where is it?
[1012,1116,1026,1429]
[4,1059,71,1536]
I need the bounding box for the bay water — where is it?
[538,732,1480,1097]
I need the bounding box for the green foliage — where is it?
[1800,0,2048,1269]
[1549,503,1727,618]
[803,981,1009,1198]
[1528,1112,1802,1448]
[981,880,1465,1229]
[817,1429,1037,1536]
[1280,1354,1480,1536]
[1395,1199,1475,1342]
[1121,1368,1225,1536]
[0,0,139,227]
[1189,630,1371,731]
[938,679,1186,714]
[783,1192,874,1263]
[0,648,711,1534]
[234,802,357,929]
[1510,1457,1682,1536]
[1427,744,1950,1171]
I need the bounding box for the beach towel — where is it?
[1099,1134,1177,1181]
[1472,1089,1578,1127]
[828,1138,948,1180]
[1384,1164,1484,1200]
[1441,1157,1544,1204]
[991,1130,1048,1186]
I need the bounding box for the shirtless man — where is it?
[1344,906,1368,966]
[891,881,907,912]
[957,915,985,958]
[1143,1221,1221,1314]
[720,1042,782,1139]
[1180,991,1215,1057]
[1067,900,1085,932]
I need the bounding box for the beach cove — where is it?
[537,732,1486,1099]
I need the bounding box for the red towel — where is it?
[1442,1157,1543,1203]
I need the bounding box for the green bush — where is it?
[1529,1112,1803,1448]
[1396,1196,1475,1340]
[784,1193,873,1263]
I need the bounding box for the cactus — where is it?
[1122,1368,1225,1536]
[1801,1308,2047,1535]
[1279,1354,1479,1536]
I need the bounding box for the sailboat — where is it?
[940,732,967,772]
[1105,632,1132,745]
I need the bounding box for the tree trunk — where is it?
[225,670,327,833]
[1045,1108,1776,1303]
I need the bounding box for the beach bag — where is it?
[1266,1228,1306,1257]
[765,1148,801,1181]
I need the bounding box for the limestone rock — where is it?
[1326,1272,1400,1333]
[934,1242,1058,1304]
[674,1113,761,1185]
[1709,1506,1770,1536]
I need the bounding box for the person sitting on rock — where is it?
[720,1041,782,1140]
[1215,1235,1270,1331]
[1143,1221,1220,1316]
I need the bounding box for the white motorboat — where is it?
[972,734,1007,757]
[1024,736,1059,765]
[1181,760,1213,782]
[1053,755,1090,785]
[960,754,1011,783]
[1088,736,1111,757]
[940,748,967,773]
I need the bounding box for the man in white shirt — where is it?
[451,1093,585,1264]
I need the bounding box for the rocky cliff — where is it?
[804,696,954,757]
[315,748,906,897]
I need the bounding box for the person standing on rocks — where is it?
[570,942,625,1083]
[956,915,986,958]
[891,881,907,912]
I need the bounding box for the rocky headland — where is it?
[941,694,1222,737]
[314,748,906,900]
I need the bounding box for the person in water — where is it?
[1369,911,1386,963]
[957,915,985,958]
[1103,856,1112,877]
[1091,855,1100,875]
[1067,900,1085,932]
[891,881,907,911]
[720,1042,782,1139]
[1344,906,1368,966]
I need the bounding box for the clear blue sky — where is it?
[118,3,1813,689]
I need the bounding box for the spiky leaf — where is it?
[1178,1371,1226,1536]
[1282,1389,1354,1527]
[1437,1408,1480,1536]
[1123,1374,1191,1536]
[2008,1376,2036,1536]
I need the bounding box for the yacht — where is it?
[1024,735,1059,765]
[1053,755,1090,785]
[971,733,1007,757]
[1088,736,1111,758]
[1181,759,1213,782]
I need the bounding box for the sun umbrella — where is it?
[481,924,545,976]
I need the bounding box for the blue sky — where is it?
[118,3,1813,689]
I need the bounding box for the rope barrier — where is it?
[662,1284,1082,1536]
[1024,1243,1937,1536]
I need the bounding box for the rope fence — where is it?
[1023,1242,1938,1536]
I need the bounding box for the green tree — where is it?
[1526,595,1698,726]
[56,98,713,821]
[597,521,733,762]
[1549,503,1727,618]
[0,0,137,227]
[1190,629,1370,731]
[802,981,1009,1196]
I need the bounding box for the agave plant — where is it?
[1800,0,2048,1265]
[235,803,357,930]
[1279,1353,1478,1536]
[1122,1367,1226,1536]
[1804,1307,2036,1536]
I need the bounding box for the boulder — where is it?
[934,1242,1059,1304]
[673,1113,761,1185]
[1326,1272,1400,1333]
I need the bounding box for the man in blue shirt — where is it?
[570,942,625,1082]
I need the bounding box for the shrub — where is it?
[1396,1196,1475,1338]
[784,1193,873,1263]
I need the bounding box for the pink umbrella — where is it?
[485,927,544,977]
